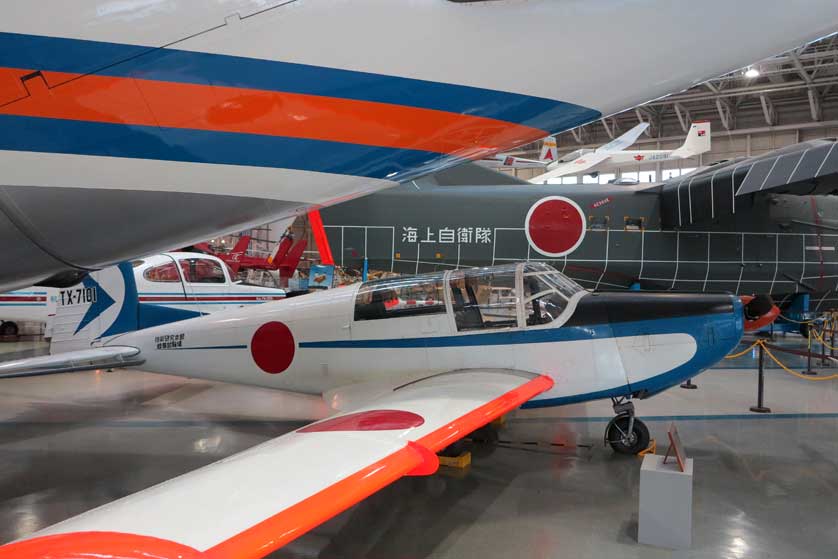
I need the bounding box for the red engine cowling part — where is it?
[740,295,780,331]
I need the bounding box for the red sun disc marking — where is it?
[251,321,295,374]
[525,197,586,257]
[298,409,425,432]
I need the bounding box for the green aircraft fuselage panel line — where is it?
[321,139,838,310]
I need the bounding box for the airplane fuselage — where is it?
[321,160,838,308]
[102,264,743,408]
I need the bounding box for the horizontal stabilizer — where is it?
[0,346,143,379]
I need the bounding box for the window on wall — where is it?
[662,169,682,180]
[180,258,226,284]
[561,176,578,184]
[625,217,644,231]
[143,262,180,283]
[354,273,446,321]
[582,174,599,184]
[598,173,616,185]
[449,267,519,331]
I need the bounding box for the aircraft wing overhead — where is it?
[0,370,552,559]
[596,122,649,153]
[529,152,613,183]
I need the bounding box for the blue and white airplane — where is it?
[0,261,751,558]
[0,252,284,338]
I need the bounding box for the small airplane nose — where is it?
[740,294,781,332]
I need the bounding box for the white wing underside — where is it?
[530,152,612,183]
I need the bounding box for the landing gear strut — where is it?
[604,397,649,455]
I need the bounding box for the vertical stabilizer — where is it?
[672,121,711,158]
[539,136,558,162]
[50,263,139,354]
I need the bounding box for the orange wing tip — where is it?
[405,441,439,476]
[0,531,202,559]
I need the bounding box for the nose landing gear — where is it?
[604,397,650,455]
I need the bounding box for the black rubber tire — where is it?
[0,322,18,337]
[607,416,650,455]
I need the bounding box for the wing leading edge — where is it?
[0,369,553,559]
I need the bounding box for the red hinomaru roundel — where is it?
[524,196,587,257]
[251,321,295,374]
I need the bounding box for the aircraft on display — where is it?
[191,234,308,283]
[478,136,558,169]
[0,259,760,558]
[320,138,838,312]
[0,252,284,338]
[0,1,836,293]
[530,121,711,183]
[0,288,55,336]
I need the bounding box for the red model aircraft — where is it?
[192,234,307,285]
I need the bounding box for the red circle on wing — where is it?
[298,410,425,432]
[527,198,584,256]
[251,321,295,374]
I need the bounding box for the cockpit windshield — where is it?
[354,272,446,321]
[352,263,584,330]
[449,265,519,331]
[522,262,583,327]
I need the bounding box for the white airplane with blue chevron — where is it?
[0,260,774,559]
[0,252,283,338]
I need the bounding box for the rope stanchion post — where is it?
[749,342,771,414]
[821,327,828,367]
[803,329,818,376]
[680,378,698,390]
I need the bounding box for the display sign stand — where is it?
[638,423,693,549]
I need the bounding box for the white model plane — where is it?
[530,121,711,183]
[478,136,558,169]
[0,261,753,558]
[0,2,835,292]
[0,252,284,338]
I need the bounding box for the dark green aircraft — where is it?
[321,138,838,311]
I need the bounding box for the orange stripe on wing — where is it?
[0,375,553,559]
[203,374,553,559]
[0,67,546,157]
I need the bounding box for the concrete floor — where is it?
[0,337,836,558]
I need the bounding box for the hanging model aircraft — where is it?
[319,138,838,312]
[478,136,559,169]
[1,1,836,293]
[530,121,711,183]
[0,252,284,338]
[0,260,751,558]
